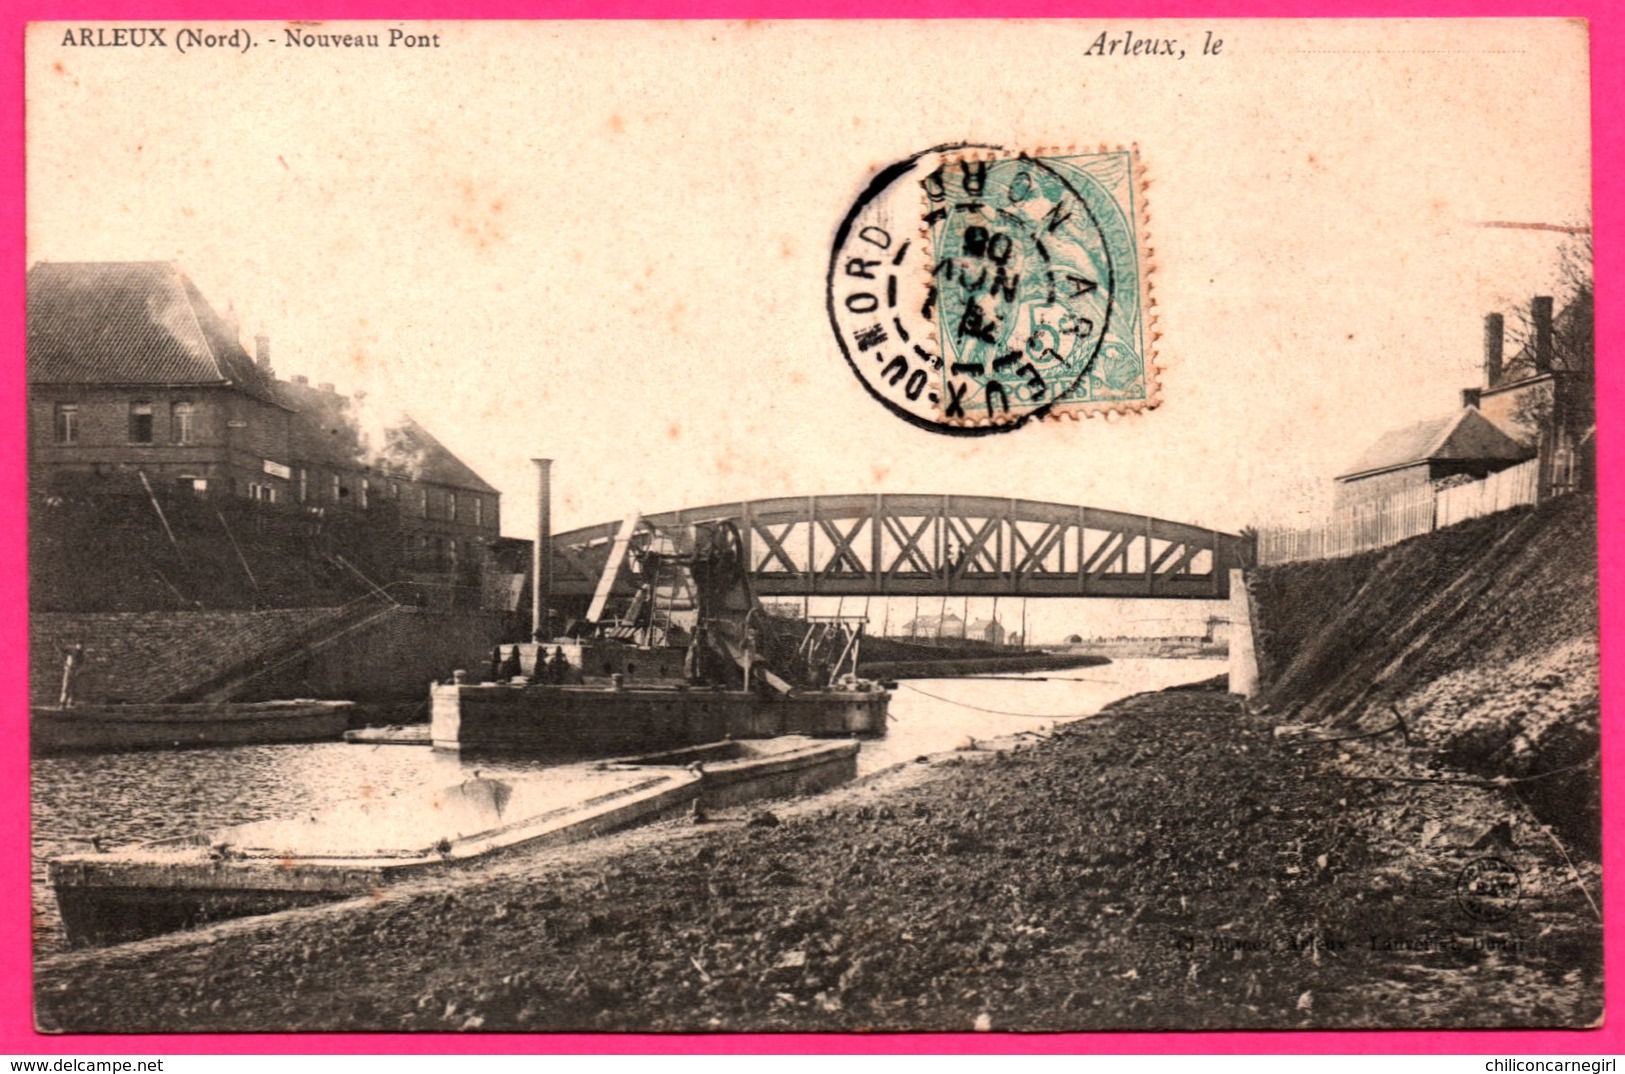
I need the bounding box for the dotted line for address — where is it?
[1269,49,1529,54]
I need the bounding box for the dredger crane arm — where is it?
[586,513,642,624]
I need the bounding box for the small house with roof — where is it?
[966,617,1006,645]
[1335,291,1590,508]
[902,613,965,640]
[1333,408,1532,508]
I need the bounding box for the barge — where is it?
[49,735,864,947]
[32,699,355,754]
[608,735,860,810]
[434,517,890,756]
[432,677,886,757]
[49,765,700,948]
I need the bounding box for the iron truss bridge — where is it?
[549,494,1251,601]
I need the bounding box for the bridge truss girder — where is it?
[548,494,1249,603]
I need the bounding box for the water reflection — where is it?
[30,657,1221,953]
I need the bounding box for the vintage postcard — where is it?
[24,19,1600,1034]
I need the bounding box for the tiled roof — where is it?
[390,418,500,495]
[1338,407,1532,481]
[27,261,283,405]
[29,260,497,497]
[275,378,498,494]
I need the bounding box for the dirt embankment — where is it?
[35,683,1601,1033]
[1251,494,1599,853]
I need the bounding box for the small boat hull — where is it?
[32,700,355,755]
[49,766,700,948]
[431,682,888,757]
[608,736,861,810]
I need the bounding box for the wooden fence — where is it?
[1434,458,1542,528]
[1258,458,1542,566]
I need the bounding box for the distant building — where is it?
[965,617,1006,645]
[27,261,500,578]
[901,613,964,639]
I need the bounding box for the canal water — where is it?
[30,656,1222,953]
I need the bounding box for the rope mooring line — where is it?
[896,682,1080,719]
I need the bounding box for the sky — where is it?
[26,19,1592,562]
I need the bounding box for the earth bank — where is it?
[1250,493,1599,853]
[35,680,1602,1033]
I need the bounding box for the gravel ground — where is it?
[35,682,1602,1034]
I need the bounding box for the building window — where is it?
[130,402,154,444]
[448,492,458,523]
[361,478,370,510]
[171,401,195,444]
[297,468,308,503]
[474,496,483,528]
[391,481,400,499]
[53,404,78,444]
[177,477,207,495]
[330,474,340,503]
[422,488,430,519]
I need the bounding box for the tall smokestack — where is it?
[254,333,272,372]
[532,458,553,640]
[1532,295,1554,375]
[1484,313,1504,387]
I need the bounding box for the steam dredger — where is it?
[431,510,890,756]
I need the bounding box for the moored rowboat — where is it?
[31,700,355,754]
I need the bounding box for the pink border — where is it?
[3,0,1618,1056]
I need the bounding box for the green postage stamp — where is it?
[825,144,1157,432]
[828,144,1157,434]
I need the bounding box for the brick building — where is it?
[27,261,500,580]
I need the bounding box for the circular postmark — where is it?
[1455,855,1523,922]
[827,143,1149,434]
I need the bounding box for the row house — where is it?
[27,261,501,580]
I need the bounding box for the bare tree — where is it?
[1502,231,1594,441]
